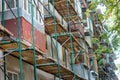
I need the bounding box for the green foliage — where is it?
[89,1,97,10]
[90,0,120,51]
[100,33,108,39]
[94,45,112,54]
[98,14,104,21]
[92,37,100,44]
[92,37,112,60]
[98,58,105,65]
[85,9,91,17]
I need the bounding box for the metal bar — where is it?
[1,0,4,26]
[0,41,16,45]
[51,32,71,37]
[52,0,61,79]
[30,0,38,80]
[1,1,6,80]
[48,0,51,17]
[0,66,10,80]
[86,0,96,80]
[7,48,33,53]
[36,63,56,67]
[64,48,67,68]
[66,0,76,79]
[51,37,54,58]
[79,39,85,78]
[17,0,23,80]
[3,52,6,80]
[61,37,70,46]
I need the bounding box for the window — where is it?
[28,0,31,13]
[6,0,17,9]
[8,72,18,80]
[36,10,39,20]
[6,0,15,9]
[39,14,42,23]
[24,0,27,10]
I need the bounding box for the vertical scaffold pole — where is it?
[3,53,6,80]
[86,0,96,80]
[17,0,23,80]
[30,0,38,80]
[2,0,4,26]
[66,0,76,80]
[51,0,61,79]
[75,0,86,78]
[1,1,6,80]
[80,40,85,78]
[51,37,54,58]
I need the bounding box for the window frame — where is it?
[5,0,17,10]
[24,0,27,10]
[7,71,18,80]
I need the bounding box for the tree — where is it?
[90,0,120,51]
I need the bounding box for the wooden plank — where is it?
[0,41,27,50]
[0,60,4,63]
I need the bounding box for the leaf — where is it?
[92,38,100,44]
[98,58,105,65]
[89,2,97,10]
[100,33,108,39]
[85,9,91,17]
[98,14,104,21]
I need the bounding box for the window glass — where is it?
[7,0,14,9]
[8,72,12,80]
[16,0,18,7]
[14,74,18,80]
[36,10,38,20]
[24,0,27,10]
[28,0,31,13]
[8,72,18,80]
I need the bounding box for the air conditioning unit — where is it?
[84,28,90,36]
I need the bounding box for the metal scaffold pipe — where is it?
[30,0,38,80]
[1,0,6,80]
[17,0,23,80]
[51,0,61,79]
[86,0,97,80]
[66,0,76,79]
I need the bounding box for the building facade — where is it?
[0,0,105,80]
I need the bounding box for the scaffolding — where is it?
[0,0,96,80]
